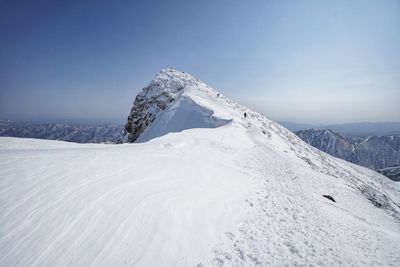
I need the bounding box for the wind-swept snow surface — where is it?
[1,69,400,266]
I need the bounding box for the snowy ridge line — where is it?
[208,85,400,222]
[125,68,400,222]
[1,69,400,266]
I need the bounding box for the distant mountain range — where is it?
[1,118,399,181]
[0,120,123,143]
[295,128,400,181]
[280,121,400,136]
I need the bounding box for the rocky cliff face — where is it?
[123,68,209,143]
[296,128,400,181]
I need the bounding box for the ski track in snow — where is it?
[1,69,400,266]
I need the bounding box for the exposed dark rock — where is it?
[322,195,336,202]
[123,68,205,143]
[124,89,177,143]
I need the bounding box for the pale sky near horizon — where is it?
[1,0,399,124]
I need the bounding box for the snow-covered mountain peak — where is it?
[123,69,223,143]
[148,68,206,94]
[122,69,400,225]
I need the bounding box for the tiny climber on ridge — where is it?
[244,112,247,119]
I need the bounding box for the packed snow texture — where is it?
[1,69,400,266]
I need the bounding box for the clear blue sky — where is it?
[1,0,399,124]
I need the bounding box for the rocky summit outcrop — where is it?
[123,68,214,143]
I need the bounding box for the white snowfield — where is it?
[1,69,400,266]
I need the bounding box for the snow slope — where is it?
[1,69,400,266]
[137,96,231,143]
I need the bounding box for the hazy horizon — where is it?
[1,0,399,124]
[2,113,400,126]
